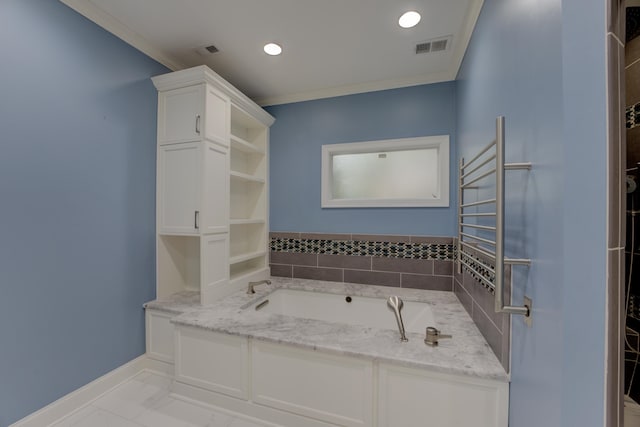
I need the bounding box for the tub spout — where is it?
[247,279,271,294]
[387,296,408,342]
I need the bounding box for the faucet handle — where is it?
[424,326,452,346]
[247,279,272,294]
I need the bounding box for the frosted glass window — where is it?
[321,136,449,208]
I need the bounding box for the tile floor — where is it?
[51,372,272,427]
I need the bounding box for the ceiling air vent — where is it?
[196,44,220,56]
[416,42,432,54]
[205,44,219,53]
[415,36,452,55]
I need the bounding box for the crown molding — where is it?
[254,70,456,107]
[452,0,484,80]
[60,0,185,71]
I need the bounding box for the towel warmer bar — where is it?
[457,116,531,316]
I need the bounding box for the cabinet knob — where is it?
[195,211,200,229]
[195,115,201,134]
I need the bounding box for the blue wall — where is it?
[457,0,607,426]
[266,82,457,236]
[561,0,608,425]
[0,1,167,425]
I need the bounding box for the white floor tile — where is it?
[134,396,234,427]
[51,406,98,427]
[62,408,143,427]
[227,418,269,427]
[137,372,173,390]
[92,374,170,420]
[51,372,278,427]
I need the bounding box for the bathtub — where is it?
[145,278,509,427]
[246,288,436,334]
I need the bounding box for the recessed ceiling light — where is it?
[264,43,282,56]
[398,11,421,28]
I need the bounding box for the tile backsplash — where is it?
[269,232,454,291]
[455,245,512,372]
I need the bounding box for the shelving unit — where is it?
[152,65,274,304]
[228,103,269,286]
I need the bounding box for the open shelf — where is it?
[230,250,267,265]
[230,171,265,184]
[230,218,266,225]
[230,258,268,282]
[157,235,201,298]
[231,135,265,154]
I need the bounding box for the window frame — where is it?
[321,135,450,208]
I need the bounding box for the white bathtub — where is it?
[246,288,436,334]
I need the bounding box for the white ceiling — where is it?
[61,0,483,106]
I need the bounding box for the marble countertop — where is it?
[144,277,508,382]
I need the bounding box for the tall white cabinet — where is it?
[152,66,274,304]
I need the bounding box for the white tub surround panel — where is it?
[252,341,374,427]
[146,278,508,427]
[172,328,506,427]
[174,328,249,399]
[144,291,199,365]
[378,363,508,427]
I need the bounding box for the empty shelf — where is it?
[230,171,265,183]
[229,250,267,265]
[230,134,265,154]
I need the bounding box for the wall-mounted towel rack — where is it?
[457,116,531,316]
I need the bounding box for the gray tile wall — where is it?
[269,232,454,292]
[606,0,625,425]
[453,248,511,372]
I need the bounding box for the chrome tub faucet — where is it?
[387,296,408,342]
[247,279,271,294]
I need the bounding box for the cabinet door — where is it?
[158,85,204,145]
[158,143,201,234]
[204,85,230,146]
[200,233,229,304]
[201,141,229,234]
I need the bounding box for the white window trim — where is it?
[321,135,450,208]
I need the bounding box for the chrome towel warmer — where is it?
[457,116,531,316]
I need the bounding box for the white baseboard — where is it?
[145,357,174,376]
[10,355,151,427]
[171,381,333,427]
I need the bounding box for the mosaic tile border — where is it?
[627,101,640,130]
[459,250,496,294]
[270,238,454,260]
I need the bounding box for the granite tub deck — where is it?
[144,277,508,382]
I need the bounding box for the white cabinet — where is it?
[200,233,230,304]
[157,85,205,145]
[157,141,230,236]
[158,84,230,146]
[152,65,274,305]
[157,142,201,234]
